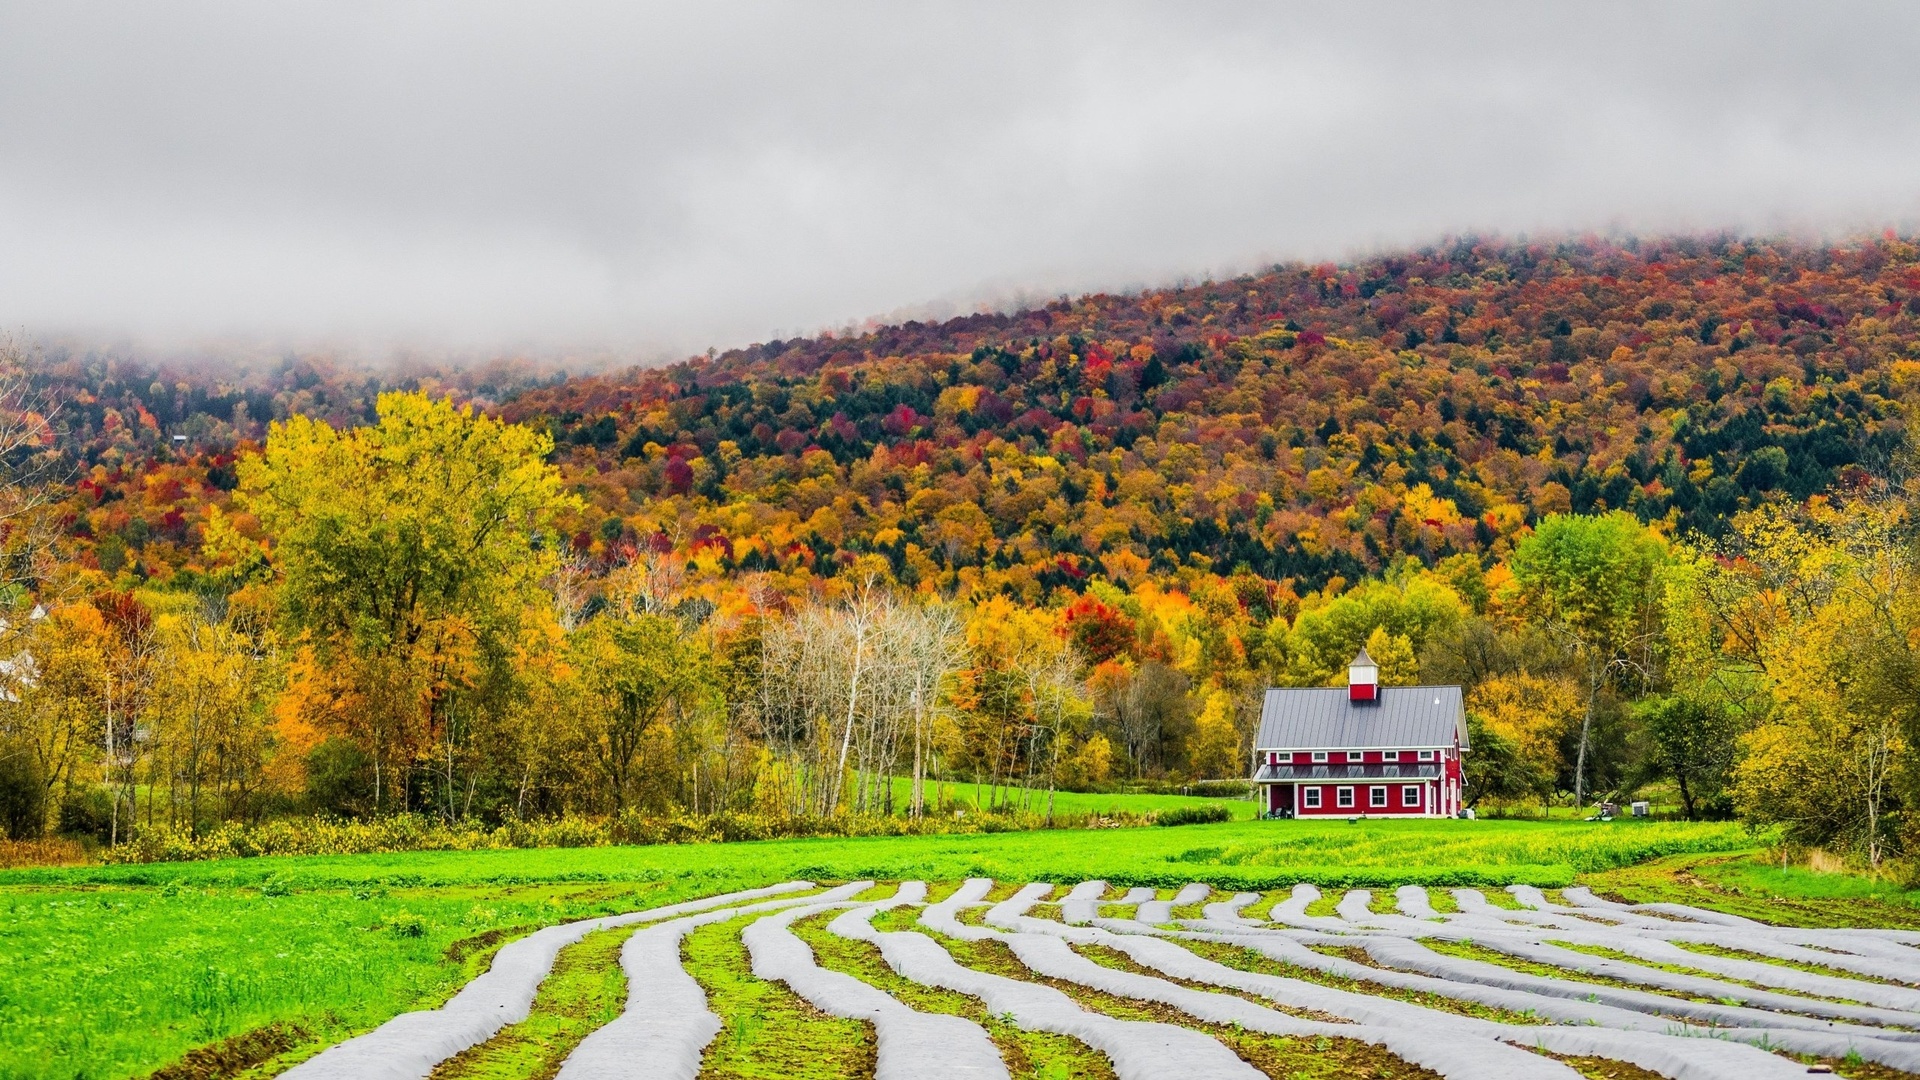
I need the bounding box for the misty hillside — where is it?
[38,234,1920,595]
[500,234,1915,593]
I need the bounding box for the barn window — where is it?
[1303,787,1322,808]
[1369,786,1388,808]
[1336,786,1355,808]
[1417,750,1436,762]
[1403,785,1422,806]
[1346,751,1364,762]
[1382,750,1398,761]
[1311,751,1328,763]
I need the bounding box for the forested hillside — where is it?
[2,234,1917,871]
[506,233,1916,596]
[33,234,1920,596]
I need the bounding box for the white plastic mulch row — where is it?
[553,881,873,1080]
[856,878,1266,1080]
[1159,881,1920,1073]
[1032,881,1817,1080]
[1133,882,1211,924]
[741,883,1010,1080]
[1437,886,1920,1032]
[281,880,820,1080]
[1554,885,1920,982]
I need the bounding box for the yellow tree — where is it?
[237,391,572,816]
[1467,672,1580,809]
[1360,625,1418,685]
[3,604,110,819]
[956,595,1087,813]
[563,612,715,815]
[1673,488,1920,864]
[1733,588,1907,864]
[144,606,280,833]
[1186,688,1244,779]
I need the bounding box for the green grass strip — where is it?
[1239,889,1289,922]
[685,914,875,1080]
[868,904,926,934]
[431,925,637,1079]
[790,912,1114,1080]
[1302,890,1342,918]
[1470,888,1524,911]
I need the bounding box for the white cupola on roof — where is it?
[1347,645,1378,702]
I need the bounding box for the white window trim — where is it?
[1336,786,1355,808]
[1346,750,1364,762]
[1382,750,1398,761]
[1417,749,1436,762]
[1369,786,1388,808]
[1303,787,1322,808]
[1311,751,1328,763]
[1402,785,1422,805]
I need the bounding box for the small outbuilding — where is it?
[1250,647,1468,818]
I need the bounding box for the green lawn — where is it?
[1580,851,1920,929]
[0,816,1761,1080]
[882,776,1260,819]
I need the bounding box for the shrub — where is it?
[1154,804,1233,826]
[58,789,114,842]
[86,802,1159,865]
[0,745,46,840]
[387,912,427,937]
[304,737,374,818]
[1185,780,1252,799]
[0,836,88,868]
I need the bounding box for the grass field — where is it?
[5,814,1906,1080]
[881,777,1260,819]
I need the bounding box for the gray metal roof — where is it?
[1255,685,1467,751]
[1254,762,1442,781]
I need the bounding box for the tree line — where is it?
[0,387,1914,868]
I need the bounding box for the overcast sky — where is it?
[3,2,1918,358]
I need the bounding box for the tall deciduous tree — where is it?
[1508,512,1669,810]
[1279,572,1465,687]
[897,601,964,818]
[566,612,714,814]
[237,391,571,814]
[1467,671,1579,809]
[1634,694,1742,820]
[144,605,280,833]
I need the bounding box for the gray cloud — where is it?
[2,2,1918,356]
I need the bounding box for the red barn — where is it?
[1250,647,1469,818]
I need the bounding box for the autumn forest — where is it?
[2,233,1918,868]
